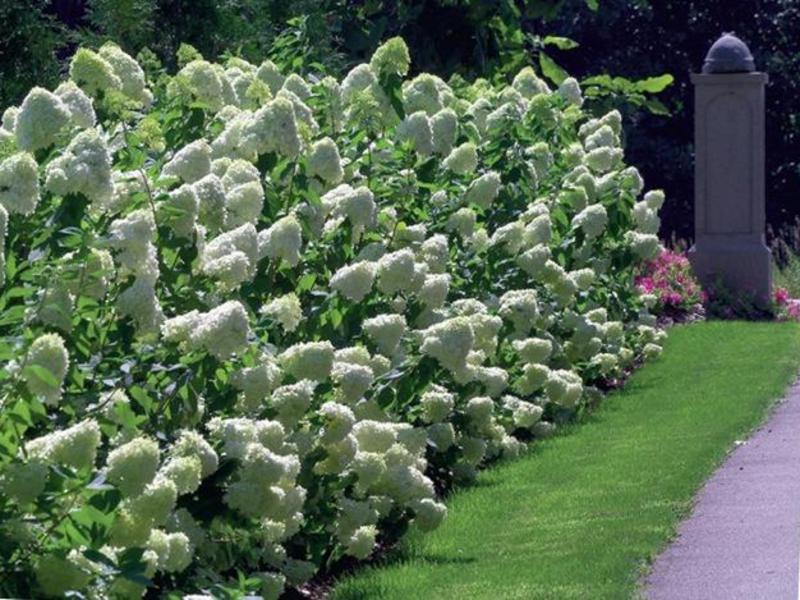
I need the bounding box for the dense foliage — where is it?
[0,37,665,598]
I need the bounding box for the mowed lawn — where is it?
[330,321,800,599]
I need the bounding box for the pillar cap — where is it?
[702,33,755,73]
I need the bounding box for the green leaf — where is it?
[586,0,599,10]
[542,35,579,50]
[643,98,671,116]
[634,74,674,93]
[539,52,569,85]
[297,273,317,294]
[22,364,59,388]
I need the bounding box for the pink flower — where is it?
[774,287,790,306]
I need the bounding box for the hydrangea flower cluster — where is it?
[0,37,665,598]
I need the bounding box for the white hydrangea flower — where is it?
[0,152,40,215]
[307,137,343,184]
[369,36,411,78]
[319,401,356,445]
[146,529,192,573]
[331,261,377,302]
[342,524,376,559]
[465,396,494,429]
[419,234,449,274]
[499,289,539,333]
[200,223,258,289]
[192,174,227,231]
[225,180,264,229]
[512,66,549,99]
[443,142,478,175]
[160,456,202,495]
[162,139,212,184]
[178,60,226,111]
[280,341,335,382]
[0,461,48,505]
[464,171,502,208]
[192,301,251,355]
[427,422,455,451]
[403,73,443,115]
[334,186,377,239]
[256,60,285,94]
[23,333,69,405]
[517,244,551,277]
[352,420,397,453]
[626,231,661,260]
[584,147,622,173]
[45,129,114,208]
[376,248,415,295]
[171,430,219,478]
[411,498,447,531]
[570,267,596,291]
[108,208,158,281]
[643,343,662,360]
[69,48,122,96]
[584,124,618,151]
[446,207,477,239]
[619,165,645,196]
[514,363,550,396]
[513,337,553,364]
[232,357,282,413]
[2,106,18,131]
[282,73,311,100]
[491,221,525,254]
[558,77,583,106]
[363,313,407,356]
[644,189,665,211]
[332,361,375,403]
[572,204,608,240]
[98,43,152,104]
[633,201,660,234]
[545,369,583,408]
[159,184,199,238]
[430,108,457,155]
[241,96,301,158]
[118,278,164,336]
[258,215,303,266]
[505,395,544,428]
[397,111,433,156]
[260,293,303,333]
[106,437,160,497]
[420,385,455,424]
[477,366,508,397]
[54,81,96,129]
[418,273,450,309]
[420,316,474,373]
[14,87,71,151]
[26,419,101,470]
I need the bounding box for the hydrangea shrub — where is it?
[0,38,666,598]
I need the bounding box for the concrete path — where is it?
[645,379,800,600]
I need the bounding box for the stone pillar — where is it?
[688,33,771,306]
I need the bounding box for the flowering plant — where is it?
[773,286,800,321]
[0,38,665,598]
[635,248,704,317]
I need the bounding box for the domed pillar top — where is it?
[702,32,756,74]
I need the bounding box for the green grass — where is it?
[330,321,800,600]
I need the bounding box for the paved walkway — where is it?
[645,379,800,600]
